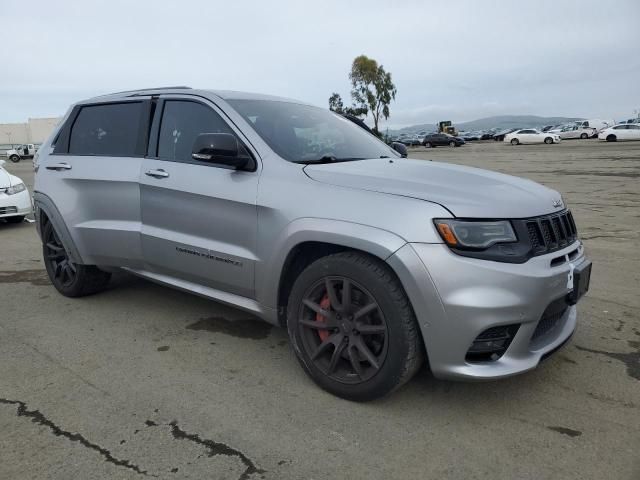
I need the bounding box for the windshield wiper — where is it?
[294,156,367,165]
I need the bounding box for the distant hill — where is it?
[390,115,582,134]
[456,115,582,131]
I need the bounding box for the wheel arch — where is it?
[33,192,85,264]
[259,219,408,326]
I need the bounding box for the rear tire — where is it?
[9,155,20,163]
[42,220,111,297]
[510,138,519,145]
[606,134,616,142]
[544,137,553,144]
[287,252,423,401]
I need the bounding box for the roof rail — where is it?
[94,86,192,98]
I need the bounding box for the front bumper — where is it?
[0,189,33,218]
[388,241,589,380]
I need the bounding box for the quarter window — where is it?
[69,102,143,156]
[157,100,234,162]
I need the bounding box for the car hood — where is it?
[304,158,564,218]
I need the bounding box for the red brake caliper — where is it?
[316,294,331,341]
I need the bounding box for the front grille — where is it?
[532,298,568,341]
[525,210,577,256]
[0,206,18,215]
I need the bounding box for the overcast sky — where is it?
[2,0,639,128]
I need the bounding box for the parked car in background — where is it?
[5,144,37,163]
[504,129,561,145]
[541,125,557,132]
[558,125,597,140]
[480,132,495,140]
[598,124,640,142]
[0,159,32,223]
[493,128,519,141]
[461,132,479,141]
[399,135,421,146]
[575,119,615,132]
[422,133,465,147]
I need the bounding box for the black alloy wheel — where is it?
[44,222,77,288]
[297,276,389,384]
[41,220,111,297]
[287,252,423,401]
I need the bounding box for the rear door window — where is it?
[157,100,234,163]
[69,102,143,156]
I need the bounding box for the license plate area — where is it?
[568,261,592,305]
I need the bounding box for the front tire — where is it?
[448,141,456,147]
[580,133,588,139]
[424,142,433,148]
[544,137,553,144]
[9,155,20,163]
[510,138,519,145]
[287,252,423,401]
[42,220,111,297]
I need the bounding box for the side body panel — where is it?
[139,159,259,298]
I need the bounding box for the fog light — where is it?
[466,324,520,362]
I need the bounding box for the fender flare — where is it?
[256,217,408,311]
[33,192,85,265]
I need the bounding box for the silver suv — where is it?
[34,87,592,401]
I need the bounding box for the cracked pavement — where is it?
[1,140,639,479]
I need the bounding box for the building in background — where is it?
[0,117,61,148]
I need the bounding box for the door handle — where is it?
[145,169,169,179]
[45,162,72,171]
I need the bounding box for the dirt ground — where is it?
[1,139,639,479]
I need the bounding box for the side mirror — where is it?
[191,133,250,170]
[391,142,408,158]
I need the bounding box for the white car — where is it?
[504,129,561,145]
[0,160,32,223]
[598,124,640,142]
[558,125,597,139]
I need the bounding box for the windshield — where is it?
[227,99,399,163]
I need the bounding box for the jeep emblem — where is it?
[553,199,562,208]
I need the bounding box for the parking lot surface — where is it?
[1,139,639,479]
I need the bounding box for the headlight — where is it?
[6,183,26,195]
[434,219,517,249]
